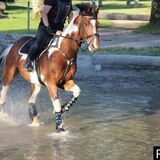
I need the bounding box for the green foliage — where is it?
[99,0,151,15]
[0,3,38,33]
[0,0,152,33]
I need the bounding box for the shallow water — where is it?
[0,69,160,160]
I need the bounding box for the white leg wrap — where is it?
[51,98,61,113]
[70,84,81,98]
[28,85,41,104]
[0,85,9,105]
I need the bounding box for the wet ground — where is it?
[0,66,160,160]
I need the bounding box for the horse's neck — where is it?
[62,11,80,38]
[48,11,80,58]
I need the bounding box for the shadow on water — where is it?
[0,68,160,160]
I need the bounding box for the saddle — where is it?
[19,35,60,86]
[19,37,36,55]
[19,35,60,55]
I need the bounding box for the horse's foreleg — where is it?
[28,84,41,126]
[47,83,64,132]
[62,80,81,113]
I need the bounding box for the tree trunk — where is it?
[150,0,160,24]
[0,1,6,15]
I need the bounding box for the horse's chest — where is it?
[65,64,77,79]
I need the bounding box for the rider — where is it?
[24,0,73,72]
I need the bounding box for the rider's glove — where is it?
[46,26,53,34]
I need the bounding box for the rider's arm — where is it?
[42,5,52,27]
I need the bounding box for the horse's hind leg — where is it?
[28,84,41,126]
[0,66,16,108]
[62,80,81,113]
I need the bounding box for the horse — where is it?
[0,3,100,132]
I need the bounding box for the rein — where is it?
[38,17,99,87]
[50,26,99,86]
[51,32,99,50]
[56,33,99,86]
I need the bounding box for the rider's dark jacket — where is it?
[39,0,72,31]
[28,0,72,61]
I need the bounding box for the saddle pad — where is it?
[19,37,36,55]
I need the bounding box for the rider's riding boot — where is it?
[24,42,39,72]
[24,55,33,72]
[55,112,65,132]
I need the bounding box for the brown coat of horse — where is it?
[0,3,100,132]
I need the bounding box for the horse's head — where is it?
[74,3,100,52]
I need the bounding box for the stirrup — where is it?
[24,61,33,72]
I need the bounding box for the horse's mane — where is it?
[75,3,98,17]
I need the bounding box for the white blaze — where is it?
[90,19,98,49]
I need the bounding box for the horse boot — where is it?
[28,103,38,121]
[55,112,65,132]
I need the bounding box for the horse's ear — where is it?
[74,15,82,25]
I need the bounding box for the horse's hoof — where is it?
[31,116,40,127]
[56,128,65,133]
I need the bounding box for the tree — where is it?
[150,0,160,24]
[0,0,6,15]
[32,0,43,20]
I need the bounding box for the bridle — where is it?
[49,15,99,51]
[53,32,99,50]
[47,15,99,86]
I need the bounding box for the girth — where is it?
[35,57,76,88]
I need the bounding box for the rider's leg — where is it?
[24,25,52,72]
[24,42,40,72]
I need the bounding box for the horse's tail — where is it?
[0,44,13,81]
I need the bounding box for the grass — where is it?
[0,5,38,33]
[0,0,151,33]
[74,0,151,15]
[99,0,151,15]
[79,47,160,56]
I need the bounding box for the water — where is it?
[0,68,160,160]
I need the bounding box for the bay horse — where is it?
[0,3,99,132]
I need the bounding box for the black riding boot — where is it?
[24,55,33,72]
[24,42,39,72]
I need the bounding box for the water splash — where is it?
[0,110,17,126]
[48,129,78,141]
